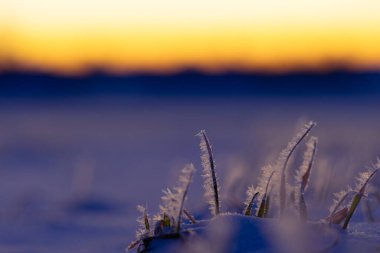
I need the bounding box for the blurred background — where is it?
[1,1,380,252]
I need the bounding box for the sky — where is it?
[1,0,380,75]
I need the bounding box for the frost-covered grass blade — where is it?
[295,136,318,221]
[244,186,259,216]
[198,130,220,216]
[327,188,355,224]
[257,169,275,218]
[183,209,197,224]
[342,162,380,229]
[278,121,316,217]
[327,159,380,229]
[175,164,196,233]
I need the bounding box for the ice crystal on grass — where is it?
[128,205,152,250]
[256,165,275,202]
[294,136,318,221]
[327,159,380,228]
[354,162,380,195]
[256,165,276,217]
[342,161,380,229]
[136,205,151,238]
[244,185,259,216]
[160,164,196,233]
[198,130,220,216]
[277,121,316,217]
[295,137,318,194]
[128,164,196,251]
[328,187,354,217]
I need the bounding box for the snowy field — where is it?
[0,93,380,253]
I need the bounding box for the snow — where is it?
[131,214,380,253]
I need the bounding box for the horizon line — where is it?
[2,64,380,78]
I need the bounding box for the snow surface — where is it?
[132,214,380,253]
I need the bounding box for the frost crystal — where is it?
[328,187,354,216]
[354,162,379,195]
[135,205,151,239]
[244,185,258,207]
[244,185,259,215]
[276,121,316,216]
[198,130,220,216]
[294,136,318,212]
[160,163,196,232]
[329,160,380,218]
[256,165,275,204]
[296,137,318,192]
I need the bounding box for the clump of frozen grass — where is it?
[198,130,220,216]
[327,159,380,229]
[243,123,316,220]
[159,164,196,233]
[277,121,316,217]
[294,136,318,221]
[128,124,380,252]
[128,205,151,250]
[128,164,195,252]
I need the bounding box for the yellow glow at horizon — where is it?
[1,0,380,74]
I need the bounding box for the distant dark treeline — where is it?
[0,70,380,98]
